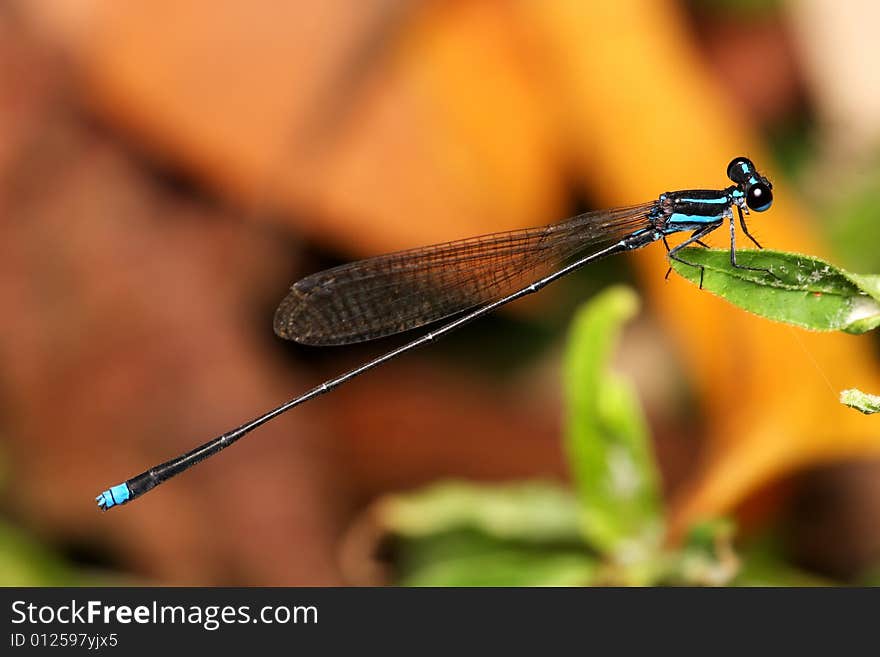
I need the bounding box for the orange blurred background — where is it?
[2,0,880,585]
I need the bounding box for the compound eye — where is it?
[727,156,755,183]
[746,182,773,212]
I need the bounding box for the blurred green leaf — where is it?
[670,248,880,333]
[563,286,663,557]
[765,116,815,181]
[396,530,596,587]
[666,518,740,586]
[733,536,835,587]
[857,563,880,586]
[381,481,582,543]
[826,165,880,273]
[839,388,880,414]
[0,520,81,586]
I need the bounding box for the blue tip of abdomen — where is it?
[96,483,131,511]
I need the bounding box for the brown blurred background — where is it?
[2,0,880,585]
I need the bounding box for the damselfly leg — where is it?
[728,213,780,279]
[737,205,764,250]
[666,224,722,289]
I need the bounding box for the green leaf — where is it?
[380,481,582,543]
[733,535,836,587]
[0,519,124,586]
[396,530,596,587]
[826,163,880,273]
[667,518,740,586]
[669,249,880,333]
[839,388,880,415]
[857,563,880,586]
[0,521,80,586]
[563,286,663,557]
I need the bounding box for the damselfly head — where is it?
[727,156,773,212]
[727,156,755,183]
[746,181,773,212]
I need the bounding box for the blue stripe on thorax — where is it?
[667,211,725,225]
[677,196,729,204]
[654,188,734,235]
[661,213,724,235]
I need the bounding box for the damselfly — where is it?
[97,157,775,510]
